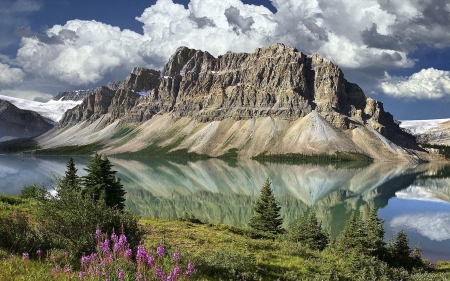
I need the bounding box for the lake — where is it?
[1,154,450,262]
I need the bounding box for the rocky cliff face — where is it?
[39,44,423,161]
[0,100,53,141]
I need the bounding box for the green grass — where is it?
[33,142,103,155]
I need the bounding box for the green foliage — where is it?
[193,247,258,280]
[179,212,204,224]
[36,187,144,262]
[252,151,373,164]
[421,143,450,159]
[82,153,126,211]
[364,204,386,258]
[59,157,81,191]
[19,184,47,200]
[248,178,283,234]
[0,138,38,153]
[34,142,102,155]
[0,194,24,205]
[288,209,329,250]
[0,209,48,255]
[337,211,365,253]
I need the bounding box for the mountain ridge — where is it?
[37,43,425,162]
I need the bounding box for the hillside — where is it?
[37,44,424,161]
[0,100,53,142]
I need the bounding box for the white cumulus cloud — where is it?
[17,20,147,85]
[380,68,450,99]
[390,212,450,242]
[9,0,450,92]
[0,63,25,88]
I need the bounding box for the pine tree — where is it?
[338,211,365,253]
[392,230,411,266]
[248,178,283,234]
[289,209,328,250]
[364,205,386,258]
[82,153,126,211]
[60,157,80,191]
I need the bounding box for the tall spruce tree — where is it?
[82,153,126,211]
[364,205,386,258]
[60,157,80,191]
[289,209,328,250]
[248,178,283,234]
[338,211,365,252]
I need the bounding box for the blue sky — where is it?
[0,0,449,120]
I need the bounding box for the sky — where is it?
[0,0,449,120]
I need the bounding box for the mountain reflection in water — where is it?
[2,154,450,261]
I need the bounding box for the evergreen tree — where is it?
[289,209,328,250]
[82,153,126,211]
[338,211,365,253]
[392,230,411,266]
[364,205,386,258]
[248,178,283,234]
[60,157,80,191]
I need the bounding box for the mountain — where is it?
[0,94,82,124]
[37,44,424,161]
[400,118,450,146]
[0,100,53,142]
[52,81,121,102]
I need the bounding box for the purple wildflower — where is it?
[147,254,155,267]
[27,213,31,220]
[23,253,29,260]
[125,248,132,259]
[64,264,71,274]
[117,268,125,280]
[52,265,61,275]
[64,251,69,260]
[8,254,13,259]
[136,245,147,262]
[167,270,175,281]
[95,228,102,239]
[184,262,195,278]
[155,268,166,280]
[81,255,90,266]
[78,271,86,278]
[119,233,127,245]
[173,265,180,275]
[100,238,110,253]
[173,251,180,262]
[135,272,143,281]
[156,245,165,257]
[12,210,18,218]
[111,231,118,243]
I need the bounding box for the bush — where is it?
[19,184,47,200]
[36,188,145,263]
[0,209,48,256]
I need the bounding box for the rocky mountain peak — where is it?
[41,43,421,161]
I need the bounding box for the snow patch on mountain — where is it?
[399,118,450,134]
[0,94,81,123]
